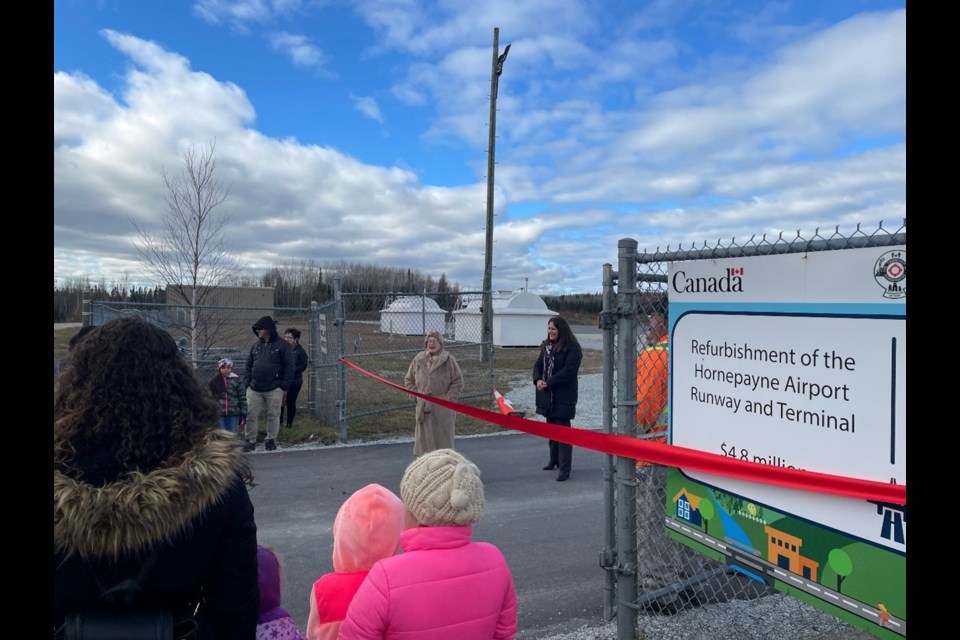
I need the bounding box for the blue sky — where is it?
[54,0,906,295]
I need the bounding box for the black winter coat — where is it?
[53,430,260,639]
[533,342,583,421]
[244,316,294,392]
[291,343,309,386]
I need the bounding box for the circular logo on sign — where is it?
[874,250,906,299]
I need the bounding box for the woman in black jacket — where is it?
[533,315,583,482]
[282,327,309,428]
[54,316,260,639]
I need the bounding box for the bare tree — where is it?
[131,141,242,363]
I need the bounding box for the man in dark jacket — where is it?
[243,316,294,452]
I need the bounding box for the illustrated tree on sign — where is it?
[698,498,716,536]
[131,141,242,364]
[827,548,853,593]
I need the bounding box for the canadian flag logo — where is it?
[728,267,744,276]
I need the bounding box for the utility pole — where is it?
[482,27,510,364]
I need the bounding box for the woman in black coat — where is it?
[54,316,260,639]
[533,315,583,482]
[282,327,310,428]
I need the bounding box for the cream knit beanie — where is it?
[400,449,484,526]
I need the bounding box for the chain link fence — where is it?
[601,220,906,639]
[85,284,496,444]
[89,299,322,413]
[324,286,495,443]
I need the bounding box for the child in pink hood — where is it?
[305,483,404,640]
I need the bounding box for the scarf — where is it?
[544,343,556,381]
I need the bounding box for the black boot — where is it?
[557,442,573,482]
[544,440,559,471]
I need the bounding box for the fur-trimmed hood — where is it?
[54,429,244,560]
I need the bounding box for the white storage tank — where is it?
[453,291,556,347]
[452,298,485,343]
[379,296,447,335]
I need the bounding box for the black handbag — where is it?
[62,608,175,640]
[535,387,552,412]
[56,549,198,640]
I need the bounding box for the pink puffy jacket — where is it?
[338,525,518,640]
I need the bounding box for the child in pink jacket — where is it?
[305,483,404,640]
[339,449,518,640]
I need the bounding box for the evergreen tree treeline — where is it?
[54,281,167,323]
[54,262,607,323]
[52,260,464,322]
[541,293,603,319]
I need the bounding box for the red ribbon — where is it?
[340,357,905,505]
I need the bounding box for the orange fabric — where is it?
[636,335,668,427]
[635,335,668,468]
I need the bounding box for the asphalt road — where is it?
[246,432,610,639]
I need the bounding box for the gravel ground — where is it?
[502,370,878,640]
[528,593,878,640]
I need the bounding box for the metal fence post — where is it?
[82,289,93,326]
[616,238,639,639]
[421,288,427,337]
[334,279,348,443]
[599,262,617,621]
[309,300,318,413]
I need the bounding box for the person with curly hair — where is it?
[54,315,260,639]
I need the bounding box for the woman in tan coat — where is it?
[404,331,464,455]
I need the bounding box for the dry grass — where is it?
[54,326,78,361]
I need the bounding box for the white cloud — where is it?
[349,93,385,123]
[193,0,304,30]
[54,6,906,295]
[268,31,337,77]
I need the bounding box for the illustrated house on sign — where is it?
[671,487,703,527]
[763,525,819,581]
